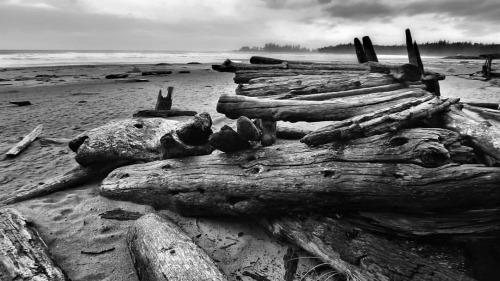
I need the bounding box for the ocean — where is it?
[0,50,423,68]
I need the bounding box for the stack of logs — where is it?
[2,29,500,281]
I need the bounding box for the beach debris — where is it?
[362,36,378,62]
[141,70,172,76]
[254,119,276,146]
[236,116,261,142]
[187,62,202,64]
[133,109,197,118]
[463,103,500,120]
[105,73,129,79]
[99,142,500,216]
[155,87,173,110]
[37,137,71,145]
[178,70,191,74]
[9,101,31,106]
[241,271,271,281]
[127,213,228,281]
[0,208,68,280]
[127,66,142,73]
[259,216,475,281]
[6,124,43,158]
[115,78,149,83]
[81,247,115,255]
[99,208,144,221]
[208,125,251,153]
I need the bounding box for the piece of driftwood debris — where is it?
[233,69,356,84]
[345,209,500,240]
[127,213,228,281]
[69,118,178,166]
[99,208,144,221]
[155,87,173,110]
[237,73,397,97]
[174,112,212,146]
[362,36,378,62]
[241,271,271,281]
[406,29,418,66]
[9,101,31,106]
[141,70,172,76]
[301,97,458,146]
[6,124,43,157]
[105,74,128,79]
[463,102,500,110]
[217,88,429,122]
[254,119,276,146]
[37,137,71,145]
[0,208,68,281]
[132,110,197,118]
[209,125,250,153]
[283,247,299,281]
[81,247,115,255]
[354,37,368,63]
[160,130,214,159]
[367,62,422,82]
[115,78,149,83]
[100,143,500,215]
[237,116,261,141]
[259,216,475,281]
[214,59,370,72]
[463,104,500,120]
[276,126,312,139]
[442,106,500,161]
[289,83,415,101]
[0,162,125,206]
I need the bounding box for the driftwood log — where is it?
[354,37,368,63]
[127,213,228,281]
[214,59,370,72]
[442,106,500,161]
[463,104,500,121]
[362,36,378,62]
[0,208,68,280]
[301,97,458,146]
[233,69,360,84]
[100,143,500,215]
[259,216,475,281]
[217,89,429,122]
[6,125,43,157]
[276,126,312,139]
[155,87,173,110]
[132,110,198,118]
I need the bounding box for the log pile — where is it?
[4,29,500,280]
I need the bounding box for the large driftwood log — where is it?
[128,213,227,281]
[217,89,429,122]
[0,208,68,280]
[302,97,458,146]
[132,110,198,118]
[6,125,43,157]
[100,143,500,215]
[0,162,125,206]
[259,216,475,281]
[214,59,371,72]
[236,73,397,97]
[463,104,500,121]
[442,106,500,161]
[233,69,362,84]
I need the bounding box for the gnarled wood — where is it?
[160,132,214,159]
[100,143,500,215]
[174,112,213,146]
[217,89,429,122]
[260,216,475,281]
[302,97,458,146]
[6,125,43,157]
[128,213,227,281]
[442,106,500,161]
[155,87,173,110]
[0,208,68,281]
[208,125,250,153]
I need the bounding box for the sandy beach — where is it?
[1,60,500,280]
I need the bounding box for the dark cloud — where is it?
[321,1,394,21]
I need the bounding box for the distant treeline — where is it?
[239,43,311,53]
[317,41,500,56]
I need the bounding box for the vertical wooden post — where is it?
[413,41,424,74]
[362,36,378,62]
[405,29,418,66]
[487,58,493,79]
[155,87,173,110]
[354,38,367,63]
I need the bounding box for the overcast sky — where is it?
[1,0,500,51]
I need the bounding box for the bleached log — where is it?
[214,59,370,72]
[442,106,500,161]
[0,208,68,280]
[0,162,125,206]
[99,143,500,215]
[127,213,228,281]
[301,97,459,146]
[463,104,500,121]
[217,88,429,122]
[233,69,361,84]
[260,216,475,281]
[6,125,43,157]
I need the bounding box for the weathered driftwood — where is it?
[237,73,397,97]
[105,73,128,79]
[346,209,500,240]
[236,116,261,141]
[0,162,125,206]
[99,143,500,215]
[217,88,429,122]
[254,119,276,146]
[155,87,173,110]
[233,69,360,84]
[414,41,425,73]
[0,208,68,280]
[354,37,368,63]
[367,62,422,82]
[362,36,378,62]
[259,216,475,281]
[442,106,500,161]
[464,102,500,110]
[174,112,212,146]
[208,125,250,153]
[141,70,172,76]
[99,208,144,221]
[406,29,418,66]
[69,118,178,166]
[463,104,500,121]
[6,125,43,157]
[214,59,370,72]
[127,213,228,281]
[9,101,31,106]
[301,97,459,146]
[249,56,317,65]
[132,109,197,118]
[276,126,312,139]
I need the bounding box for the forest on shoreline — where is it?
[239,41,500,56]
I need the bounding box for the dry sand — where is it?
[0,60,499,281]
